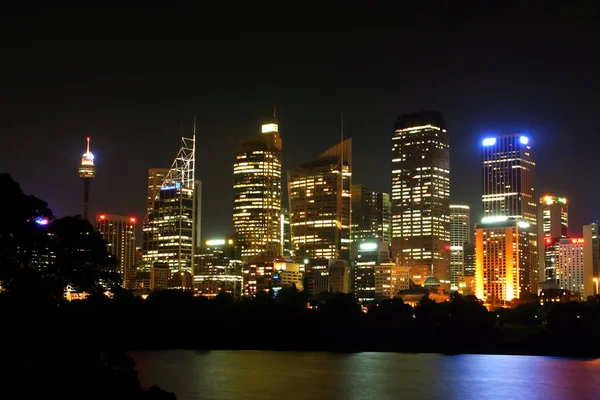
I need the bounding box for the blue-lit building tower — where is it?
[481,134,537,294]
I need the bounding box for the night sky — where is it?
[1,3,599,240]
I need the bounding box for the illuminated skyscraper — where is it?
[475,217,531,304]
[147,168,169,216]
[142,127,201,276]
[557,238,592,299]
[481,133,537,293]
[233,115,282,259]
[449,205,470,290]
[281,208,292,259]
[96,214,136,287]
[391,111,450,286]
[538,195,568,282]
[351,184,391,255]
[78,137,96,220]
[288,139,352,262]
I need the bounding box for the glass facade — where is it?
[96,214,136,287]
[537,195,568,281]
[449,205,470,290]
[481,134,537,293]
[233,119,282,259]
[391,111,450,285]
[351,184,392,256]
[288,139,352,262]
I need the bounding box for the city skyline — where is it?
[1,4,599,240]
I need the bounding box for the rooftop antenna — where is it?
[273,105,277,119]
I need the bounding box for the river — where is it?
[131,350,600,400]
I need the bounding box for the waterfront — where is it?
[132,350,600,400]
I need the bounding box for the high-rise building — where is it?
[583,222,600,282]
[281,208,292,259]
[557,237,592,299]
[194,239,243,299]
[142,131,201,276]
[147,168,169,216]
[78,137,96,220]
[288,139,352,262]
[233,115,282,259]
[391,111,450,285]
[351,184,391,257]
[374,265,411,299]
[354,241,392,302]
[475,217,531,304]
[96,214,136,287]
[538,195,568,282]
[449,205,470,290]
[481,133,537,293]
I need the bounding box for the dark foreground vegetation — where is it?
[4,287,600,359]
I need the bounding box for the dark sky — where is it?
[1,3,599,240]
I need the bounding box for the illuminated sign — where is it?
[519,136,529,145]
[206,239,226,246]
[450,245,463,251]
[517,221,530,229]
[481,216,509,223]
[359,243,378,251]
[161,182,181,191]
[261,123,278,133]
[571,238,584,244]
[482,137,496,146]
[558,197,567,204]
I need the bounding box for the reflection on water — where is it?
[131,351,600,400]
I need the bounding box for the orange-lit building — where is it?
[96,214,136,287]
[475,217,531,304]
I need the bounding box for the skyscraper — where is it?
[449,205,470,290]
[538,195,568,282]
[78,137,96,220]
[96,214,136,287]
[233,115,282,259]
[142,130,201,276]
[475,217,531,304]
[288,139,352,262]
[391,111,450,286]
[351,184,392,255]
[557,237,592,299]
[147,168,169,216]
[481,133,537,293]
[281,208,292,259]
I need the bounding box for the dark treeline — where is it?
[4,287,600,358]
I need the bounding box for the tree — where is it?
[0,173,54,290]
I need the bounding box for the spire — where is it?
[86,136,90,153]
[273,105,277,119]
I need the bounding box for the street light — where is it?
[593,277,599,296]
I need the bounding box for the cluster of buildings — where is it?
[79,110,599,306]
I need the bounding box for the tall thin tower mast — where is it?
[78,137,96,220]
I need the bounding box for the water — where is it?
[132,350,600,400]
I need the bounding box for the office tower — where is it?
[281,208,292,259]
[475,217,531,304]
[96,214,136,287]
[449,205,470,290]
[328,260,351,293]
[351,184,392,256]
[193,239,243,299]
[583,224,599,296]
[78,137,96,220]
[288,139,352,262]
[557,238,592,299]
[463,242,476,278]
[354,241,392,302]
[233,115,282,259]
[272,261,304,293]
[481,133,537,293]
[538,196,568,282]
[374,265,411,299]
[147,168,169,215]
[391,111,450,285]
[142,130,201,276]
